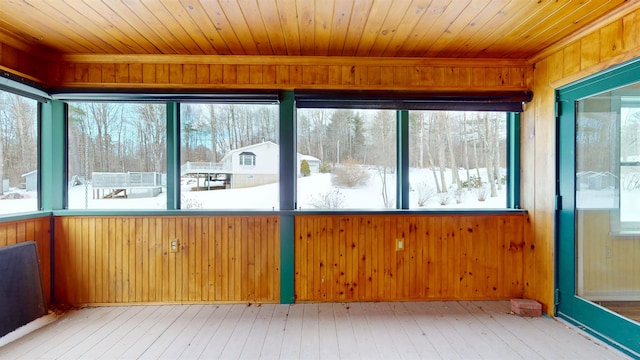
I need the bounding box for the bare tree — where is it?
[136,104,166,172]
[370,111,396,207]
[421,114,441,193]
[483,113,498,197]
[0,92,37,187]
[433,113,448,193]
[472,113,482,179]
[443,112,461,189]
[462,113,471,186]
[493,113,503,191]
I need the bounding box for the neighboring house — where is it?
[219,141,322,188]
[21,170,37,191]
[297,154,321,176]
[221,141,280,188]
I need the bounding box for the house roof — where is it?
[220,141,278,162]
[298,154,321,163]
[0,1,636,60]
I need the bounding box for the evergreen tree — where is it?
[300,159,311,177]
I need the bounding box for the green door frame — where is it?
[557,58,640,357]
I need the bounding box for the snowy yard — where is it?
[1,167,509,214]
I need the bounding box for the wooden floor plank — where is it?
[177,305,231,360]
[391,302,441,359]
[447,301,526,360]
[259,304,289,359]
[97,305,169,359]
[66,306,157,359]
[238,304,275,360]
[403,302,467,359]
[138,305,205,359]
[331,303,361,359]
[459,301,538,359]
[116,305,186,359]
[159,305,218,359]
[219,304,262,359]
[317,303,340,359]
[2,307,126,360]
[0,302,632,360]
[9,308,122,359]
[279,303,303,358]
[470,301,593,359]
[363,302,422,359]
[433,301,503,359]
[196,304,246,358]
[343,302,382,359]
[300,303,321,360]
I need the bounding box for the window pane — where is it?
[620,102,640,227]
[409,111,507,209]
[575,84,640,322]
[180,103,279,210]
[0,90,38,215]
[67,103,167,210]
[297,109,397,209]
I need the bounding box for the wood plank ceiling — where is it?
[0,0,634,59]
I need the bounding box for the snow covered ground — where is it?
[2,169,639,218]
[1,167,510,214]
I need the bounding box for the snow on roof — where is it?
[220,141,277,162]
[297,154,320,162]
[220,141,320,162]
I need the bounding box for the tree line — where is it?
[2,93,506,199]
[298,108,506,196]
[0,91,37,194]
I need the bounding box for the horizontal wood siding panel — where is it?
[53,216,280,305]
[0,40,48,83]
[294,213,527,302]
[0,217,51,303]
[45,57,530,91]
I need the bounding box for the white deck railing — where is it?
[92,172,162,189]
[180,161,230,175]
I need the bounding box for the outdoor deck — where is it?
[0,301,631,359]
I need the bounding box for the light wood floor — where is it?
[0,301,631,360]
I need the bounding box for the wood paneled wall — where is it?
[47,56,530,91]
[53,216,279,305]
[0,217,51,303]
[524,5,640,314]
[295,213,528,302]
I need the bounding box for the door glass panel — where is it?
[575,83,640,323]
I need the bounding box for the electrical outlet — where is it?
[396,238,404,251]
[170,239,180,253]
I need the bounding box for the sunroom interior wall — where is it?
[524,6,640,315]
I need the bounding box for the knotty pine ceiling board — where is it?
[0,0,634,59]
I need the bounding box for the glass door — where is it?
[557,61,640,356]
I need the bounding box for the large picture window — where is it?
[0,90,38,215]
[409,111,508,209]
[297,108,397,209]
[67,103,167,210]
[180,103,279,210]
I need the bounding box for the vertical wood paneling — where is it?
[294,213,527,302]
[53,216,280,305]
[0,217,51,303]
